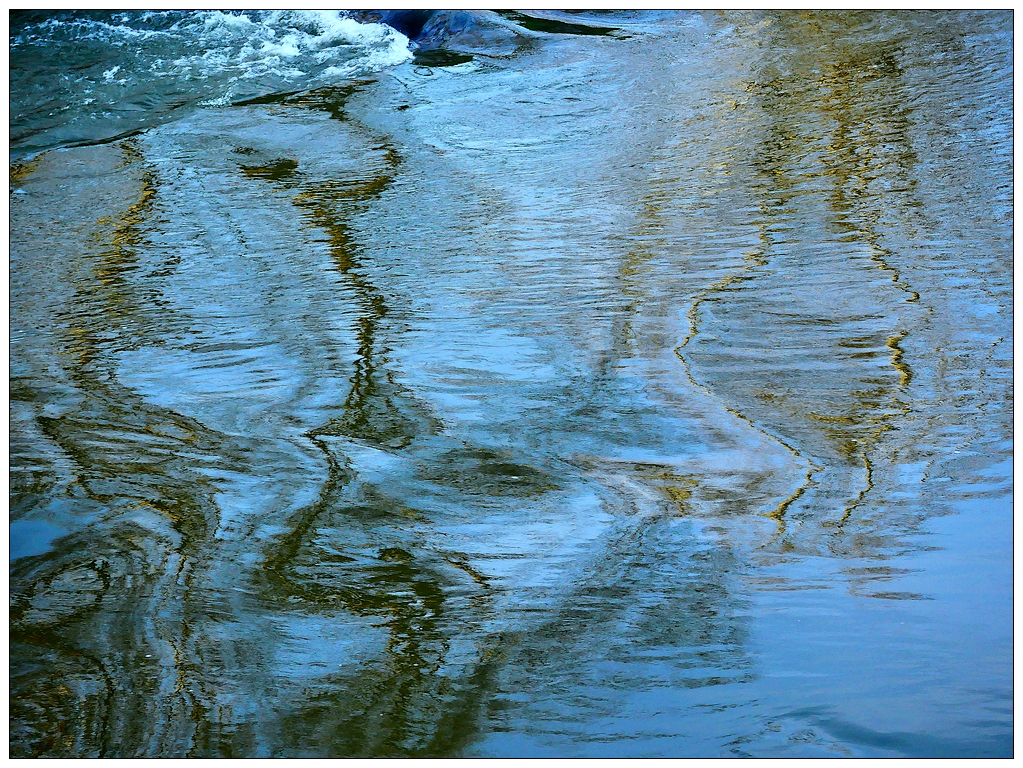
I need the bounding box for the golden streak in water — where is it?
[767,468,815,521]
[886,331,912,388]
[10,153,46,183]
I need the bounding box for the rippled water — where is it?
[10,10,1012,757]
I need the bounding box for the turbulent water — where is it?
[9,10,1013,758]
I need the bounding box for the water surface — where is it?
[9,10,1012,757]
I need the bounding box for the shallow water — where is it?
[9,10,1012,757]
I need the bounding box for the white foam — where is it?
[18,11,412,88]
[12,11,416,149]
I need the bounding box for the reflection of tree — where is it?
[806,21,923,521]
[10,141,239,756]
[680,12,926,543]
[239,88,504,756]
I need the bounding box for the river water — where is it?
[9,10,1013,758]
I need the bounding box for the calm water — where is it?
[9,10,1013,757]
